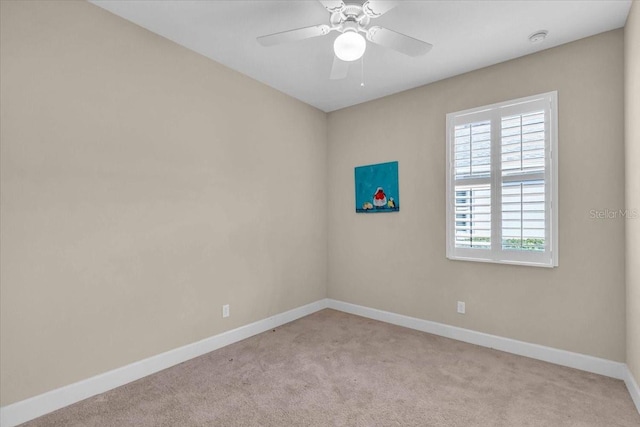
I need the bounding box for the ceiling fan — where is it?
[257,0,433,80]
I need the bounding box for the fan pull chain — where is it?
[360,55,365,87]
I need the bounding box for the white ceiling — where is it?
[90,0,631,112]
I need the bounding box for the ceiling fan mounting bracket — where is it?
[330,3,370,35]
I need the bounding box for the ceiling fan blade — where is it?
[317,0,346,13]
[330,56,350,80]
[257,25,330,47]
[366,26,433,57]
[362,1,399,18]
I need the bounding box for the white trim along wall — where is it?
[1,299,638,426]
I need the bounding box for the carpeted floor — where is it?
[21,309,640,426]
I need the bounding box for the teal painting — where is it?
[355,161,399,213]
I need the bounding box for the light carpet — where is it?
[20,309,640,426]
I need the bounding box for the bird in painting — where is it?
[373,187,387,208]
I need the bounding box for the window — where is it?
[446,92,558,267]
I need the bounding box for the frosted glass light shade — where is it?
[334,32,366,62]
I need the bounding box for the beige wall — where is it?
[626,0,640,383]
[328,30,626,361]
[0,1,327,406]
[0,0,633,410]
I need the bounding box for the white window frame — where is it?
[446,91,558,268]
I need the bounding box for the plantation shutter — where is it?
[453,119,492,249]
[446,92,558,267]
[500,109,546,252]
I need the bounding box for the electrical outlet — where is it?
[222,304,230,318]
[457,301,466,314]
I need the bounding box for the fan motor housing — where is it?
[330,3,370,33]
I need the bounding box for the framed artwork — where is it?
[354,161,399,213]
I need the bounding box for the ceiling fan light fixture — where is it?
[334,31,366,62]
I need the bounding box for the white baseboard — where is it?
[624,366,640,414]
[326,299,628,380]
[328,299,640,414]
[3,298,638,426]
[0,299,329,427]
